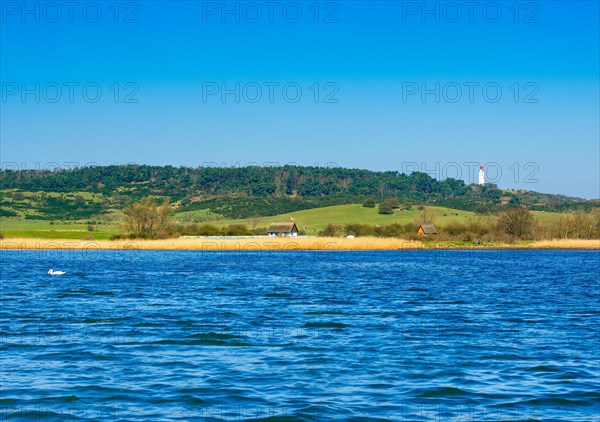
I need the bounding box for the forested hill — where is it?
[0,165,596,219]
[2,165,468,198]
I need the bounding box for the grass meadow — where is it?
[0,203,575,240]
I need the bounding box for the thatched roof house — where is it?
[267,222,299,237]
[417,224,438,236]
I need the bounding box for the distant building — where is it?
[478,166,485,186]
[417,224,438,236]
[267,222,299,237]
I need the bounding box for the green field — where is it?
[176,205,566,236]
[175,208,223,222]
[531,210,565,224]
[0,219,120,240]
[188,205,477,235]
[0,204,569,239]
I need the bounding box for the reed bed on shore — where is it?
[1,237,599,251]
[0,237,423,251]
[527,239,600,249]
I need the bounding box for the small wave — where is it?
[184,396,209,405]
[305,310,343,315]
[2,409,75,420]
[303,322,351,329]
[33,351,113,362]
[82,318,117,324]
[412,386,476,398]
[518,397,591,406]
[526,365,561,373]
[185,332,241,340]
[61,289,93,294]
[134,322,164,327]
[479,353,533,361]
[367,383,394,389]
[150,339,251,346]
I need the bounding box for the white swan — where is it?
[48,269,65,275]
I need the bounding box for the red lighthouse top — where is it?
[480,166,484,169]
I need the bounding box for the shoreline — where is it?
[1,237,599,251]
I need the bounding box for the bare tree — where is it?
[497,207,535,239]
[124,197,174,238]
[419,207,434,224]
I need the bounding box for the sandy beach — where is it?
[2,237,599,251]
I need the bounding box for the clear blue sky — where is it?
[1,1,598,198]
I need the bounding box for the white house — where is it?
[267,222,299,237]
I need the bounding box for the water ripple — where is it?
[1,250,599,421]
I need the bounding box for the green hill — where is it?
[1,165,596,222]
[0,165,596,239]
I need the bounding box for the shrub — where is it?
[183,223,200,235]
[320,224,342,237]
[547,210,600,239]
[497,207,536,239]
[474,204,492,214]
[378,202,394,215]
[224,224,252,236]
[253,227,268,235]
[376,223,405,237]
[362,198,376,208]
[443,222,468,236]
[200,225,223,236]
[405,232,421,241]
[189,224,222,236]
[466,222,490,236]
[460,232,474,242]
[344,223,374,237]
[386,198,401,209]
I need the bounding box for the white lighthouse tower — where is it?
[478,166,485,186]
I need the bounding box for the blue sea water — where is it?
[0,249,599,421]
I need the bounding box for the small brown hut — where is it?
[417,224,438,236]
